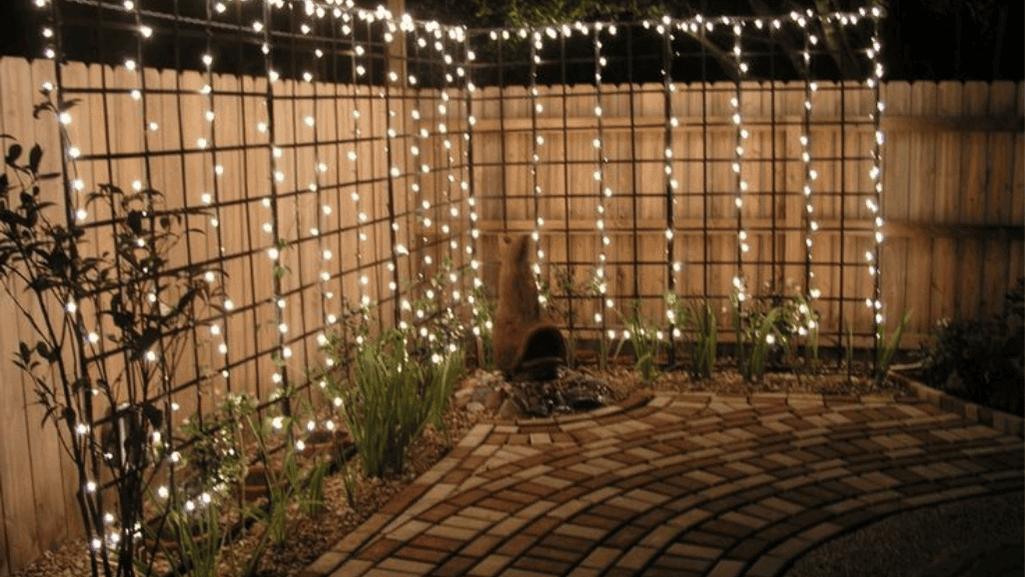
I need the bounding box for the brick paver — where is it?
[302,393,1024,577]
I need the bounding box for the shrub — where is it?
[1,111,219,577]
[915,279,1024,416]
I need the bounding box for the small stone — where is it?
[466,401,485,414]
[470,386,492,404]
[498,399,519,420]
[485,388,506,412]
[453,388,472,408]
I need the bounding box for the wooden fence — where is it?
[0,51,1021,574]
[470,80,1024,349]
[0,55,468,574]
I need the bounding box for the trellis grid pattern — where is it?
[10,1,1021,573]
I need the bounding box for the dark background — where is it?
[1,0,1021,81]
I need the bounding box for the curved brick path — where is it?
[301,393,1024,577]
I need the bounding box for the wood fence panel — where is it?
[2,53,1024,575]
[0,56,37,577]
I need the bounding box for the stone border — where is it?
[888,364,1024,439]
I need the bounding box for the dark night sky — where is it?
[0,0,1021,80]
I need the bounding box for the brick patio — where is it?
[300,393,1024,577]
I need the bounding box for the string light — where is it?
[592,23,612,334]
[658,17,680,347]
[529,28,547,295]
[800,26,820,307]
[731,21,750,303]
[867,8,886,351]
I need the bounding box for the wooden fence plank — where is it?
[3,57,1025,574]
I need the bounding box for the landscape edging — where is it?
[888,363,1024,438]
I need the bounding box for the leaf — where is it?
[0,173,7,196]
[5,144,22,166]
[142,402,163,430]
[28,144,42,174]
[127,210,144,237]
[18,342,31,363]
[35,341,50,361]
[135,327,161,357]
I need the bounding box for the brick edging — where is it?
[888,364,1024,438]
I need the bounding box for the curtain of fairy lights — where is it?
[29,0,884,552]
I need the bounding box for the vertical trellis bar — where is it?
[260,0,290,415]
[659,18,678,364]
[528,28,544,293]
[200,0,232,395]
[347,14,368,315]
[463,30,485,357]
[868,7,886,363]
[592,23,611,355]
[626,25,639,302]
[731,20,751,345]
[801,30,818,302]
[383,22,403,330]
[559,28,576,353]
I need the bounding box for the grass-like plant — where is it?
[875,308,910,385]
[323,327,463,478]
[731,284,824,382]
[469,282,496,370]
[742,307,784,382]
[689,300,718,379]
[615,301,662,381]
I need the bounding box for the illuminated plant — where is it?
[1,104,220,577]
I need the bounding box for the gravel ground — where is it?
[784,492,1025,577]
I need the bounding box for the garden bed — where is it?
[11,363,916,577]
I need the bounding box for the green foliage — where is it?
[614,300,662,381]
[915,279,1023,415]
[664,292,718,379]
[875,308,911,385]
[730,285,821,382]
[157,498,225,577]
[177,393,256,497]
[469,282,496,370]
[1,102,220,577]
[403,256,470,360]
[339,460,358,509]
[322,326,464,478]
[689,301,718,380]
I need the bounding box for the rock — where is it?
[470,386,492,404]
[453,388,473,408]
[498,399,519,420]
[485,388,506,412]
[466,402,485,414]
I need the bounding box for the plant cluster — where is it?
[915,278,1024,416]
[2,104,226,576]
[729,285,821,382]
[2,103,344,577]
[319,261,469,479]
[149,390,335,577]
[613,301,663,381]
[664,291,717,379]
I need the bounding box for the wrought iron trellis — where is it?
[18,0,884,566]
